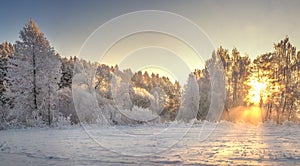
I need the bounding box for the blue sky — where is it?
[1,0,299,61]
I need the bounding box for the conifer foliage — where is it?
[6,19,61,127]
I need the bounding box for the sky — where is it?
[1,0,300,83]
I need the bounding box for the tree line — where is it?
[0,20,299,129]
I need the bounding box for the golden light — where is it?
[246,78,267,106]
[228,106,262,125]
[241,106,262,124]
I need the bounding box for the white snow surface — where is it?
[0,121,299,165]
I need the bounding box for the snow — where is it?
[0,122,299,165]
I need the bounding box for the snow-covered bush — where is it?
[52,114,72,128]
[25,111,46,128]
[72,85,99,124]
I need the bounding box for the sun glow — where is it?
[225,106,263,125]
[246,78,268,106]
[241,106,262,124]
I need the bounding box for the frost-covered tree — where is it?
[0,43,14,103]
[149,87,166,115]
[94,64,112,99]
[205,51,226,122]
[194,68,211,120]
[6,19,61,126]
[111,74,133,110]
[252,36,300,123]
[0,42,15,128]
[177,73,199,122]
[38,52,61,126]
[72,59,108,124]
[0,43,14,99]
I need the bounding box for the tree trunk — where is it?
[32,45,38,112]
[276,108,280,124]
[48,84,51,126]
[281,96,287,121]
[268,103,272,121]
[259,93,264,123]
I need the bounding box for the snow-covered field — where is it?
[0,122,299,165]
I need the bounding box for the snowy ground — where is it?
[0,122,299,165]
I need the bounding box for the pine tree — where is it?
[6,19,61,126]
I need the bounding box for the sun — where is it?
[246,78,267,106]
